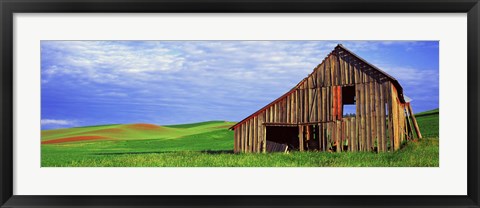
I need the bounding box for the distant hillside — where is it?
[165,120,233,129]
[414,108,439,138]
[415,108,439,117]
[41,121,236,145]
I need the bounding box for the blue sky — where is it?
[41,41,439,130]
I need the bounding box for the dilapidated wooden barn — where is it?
[230,44,422,153]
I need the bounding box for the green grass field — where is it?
[41,109,439,167]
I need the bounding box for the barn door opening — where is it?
[265,126,299,152]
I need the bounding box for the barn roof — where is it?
[229,44,406,130]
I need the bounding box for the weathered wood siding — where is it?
[232,46,419,153]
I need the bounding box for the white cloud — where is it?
[97,92,129,97]
[41,119,76,126]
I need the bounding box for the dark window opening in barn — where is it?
[342,86,356,117]
[266,126,299,152]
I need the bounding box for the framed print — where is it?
[1,0,479,207]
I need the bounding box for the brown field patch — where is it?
[42,136,112,144]
[126,123,163,130]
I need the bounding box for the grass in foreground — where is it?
[42,137,438,167]
[41,109,439,167]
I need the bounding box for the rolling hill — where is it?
[42,121,235,144]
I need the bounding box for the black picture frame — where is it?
[1,0,479,207]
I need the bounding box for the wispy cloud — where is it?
[41,119,76,126]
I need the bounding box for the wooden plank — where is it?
[299,89,302,123]
[335,53,340,85]
[351,117,356,152]
[257,113,261,152]
[258,115,263,152]
[391,83,400,151]
[380,81,387,152]
[335,120,342,152]
[326,87,330,124]
[405,105,414,140]
[237,127,241,153]
[325,57,330,86]
[263,118,267,153]
[279,100,283,123]
[290,92,294,124]
[273,104,277,123]
[290,93,294,124]
[299,125,304,151]
[386,82,394,151]
[339,54,345,85]
[365,81,371,151]
[277,101,281,123]
[407,103,422,139]
[331,56,335,86]
[359,83,364,151]
[375,81,381,152]
[321,88,326,122]
[354,69,360,152]
[286,96,290,123]
[253,116,257,152]
[238,125,242,153]
[248,118,254,152]
[245,120,250,152]
[345,118,350,151]
[370,81,376,151]
[348,55,353,84]
[321,88,326,151]
[242,124,246,153]
[295,90,298,123]
[306,87,310,123]
[317,84,321,123]
[258,115,262,152]
[331,86,338,121]
[318,123,323,151]
[251,119,255,152]
[338,86,343,120]
[320,62,324,87]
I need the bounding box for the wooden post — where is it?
[407,103,422,139]
[336,121,341,152]
[359,83,365,151]
[370,82,376,151]
[365,81,371,151]
[391,84,400,151]
[299,125,304,151]
[253,116,257,152]
[374,81,381,152]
